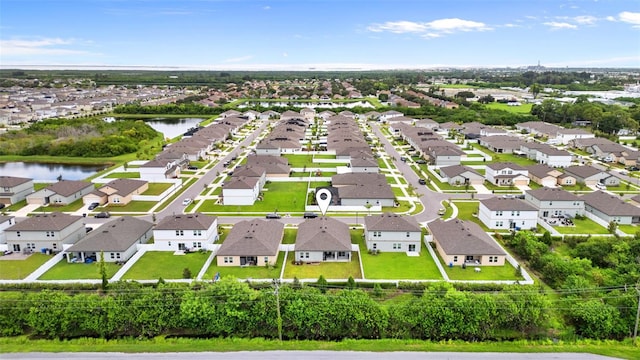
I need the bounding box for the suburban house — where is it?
[350,154,379,173]
[479,136,526,154]
[485,163,530,187]
[363,213,422,252]
[556,173,577,186]
[216,219,284,267]
[581,191,640,225]
[295,216,352,263]
[65,216,153,263]
[525,187,585,218]
[526,164,562,187]
[222,176,262,205]
[245,155,291,177]
[516,121,594,145]
[439,165,484,186]
[0,215,16,245]
[428,219,506,266]
[139,158,181,180]
[331,173,395,207]
[26,180,94,206]
[0,176,34,205]
[153,213,218,251]
[563,165,620,187]
[4,212,85,253]
[421,140,465,166]
[520,143,572,168]
[478,197,538,230]
[83,179,149,206]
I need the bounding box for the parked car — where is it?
[303,212,318,219]
[416,159,427,164]
[265,213,281,219]
[596,183,607,190]
[400,156,407,162]
[94,212,110,219]
[628,166,639,171]
[182,198,192,206]
[88,202,99,210]
[418,179,427,185]
[187,166,198,170]
[85,227,94,233]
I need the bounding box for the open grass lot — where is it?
[606,181,640,193]
[618,224,639,235]
[553,217,609,235]
[36,199,84,213]
[282,228,297,244]
[282,154,338,168]
[122,251,210,280]
[283,251,362,280]
[104,172,140,178]
[483,181,520,192]
[358,235,442,280]
[469,143,537,166]
[0,337,637,359]
[442,258,525,281]
[105,201,156,212]
[142,182,173,195]
[0,253,50,279]
[485,102,534,114]
[38,258,121,280]
[202,252,285,280]
[200,182,308,213]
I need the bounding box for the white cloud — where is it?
[573,15,597,25]
[367,18,490,39]
[223,55,253,63]
[282,52,288,57]
[619,11,640,27]
[543,22,578,30]
[503,23,520,28]
[0,38,92,56]
[263,5,271,10]
[606,16,616,22]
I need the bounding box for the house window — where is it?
[264,256,269,264]
[16,231,20,237]
[338,252,346,257]
[193,242,197,248]
[168,241,171,247]
[175,230,184,236]
[193,230,202,236]
[516,211,520,216]
[197,242,202,248]
[305,252,309,259]
[406,232,410,237]
[372,243,377,250]
[511,211,515,216]
[110,253,115,259]
[496,221,503,227]
[453,256,458,262]
[113,197,120,203]
[116,253,121,259]
[52,243,57,249]
[496,211,502,216]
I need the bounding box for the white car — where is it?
[182,198,192,206]
[595,183,606,190]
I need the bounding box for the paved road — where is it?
[1,351,621,360]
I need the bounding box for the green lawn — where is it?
[105,201,157,212]
[443,259,524,281]
[122,251,211,280]
[202,252,285,280]
[358,235,442,280]
[104,172,140,179]
[141,182,172,195]
[0,253,51,280]
[618,224,639,235]
[38,258,121,280]
[468,143,537,166]
[5,200,27,212]
[35,199,85,213]
[553,217,609,235]
[281,154,338,168]
[283,251,362,279]
[485,102,533,114]
[451,201,490,231]
[282,228,297,244]
[391,187,405,197]
[483,181,520,192]
[200,182,308,213]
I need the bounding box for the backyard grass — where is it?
[468,143,537,166]
[451,201,489,230]
[200,182,308,213]
[122,251,211,280]
[282,228,297,244]
[391,187,405,197]
[5,200,27,212]
[202,252,285,281]
[141,182,173,195]
[33,183,49,191]
[0,253,51,279]
[38,258,121,280]
[553,217,609,235]
[283,251,362,280]
[282,154,337,168]
[482,181,520,191]
[441,257,524,281]
[618,224,639,235]
[35,199,84,213]
[104,172,140,179]
[105,201,157,212]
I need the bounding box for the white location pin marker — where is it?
[316,188,332,216]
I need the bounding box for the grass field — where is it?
[38,258,121,280]
[282,154,340,168]
[142,182,173,195]
[553,217,609,235]
[35,199,84,213]
[0,253,51,279]
[485,102,534,114]
[199,182,308,213]
[104,172,140,178]
[441,258,524,281]
[122,251,211,280]
[283,251,362,279]
[105,201,157,212]
[202,252,285,280]
[358,237,442,280]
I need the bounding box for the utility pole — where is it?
[273,279,283,341]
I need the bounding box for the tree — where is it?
[608,221,618,235]
[530,83,541,99]
[182,268,192,279]
[316,275,328,294]
[346,276,356,290]
[99,251,108,292]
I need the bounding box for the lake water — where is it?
[0,162,107,181]
[143,117,204,139]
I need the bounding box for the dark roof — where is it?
[526,164,559,178]
[67,217,153,252]
[480,197,537,211]
[440,165,481,178]
[44,180,92,197]
[581,191,640,217]
[295,217,351,251]
[154,213,217,230]
[223,176,259,190]
[100,179,148,196]
[217,219,283,256]
[364,213,421,232]
[526,187,581,201]
[563,165,603,179]
[428,219,506,256]
[0,176,32,187]
[486,162,526,171]
[7,212,83,231]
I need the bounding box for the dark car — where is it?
[265,213,281,219]
[94,212,110,219]
[0,203,5,210]
[88,202,99,210]
[416,159,427,164]
[303,212,318,219]
[187,166,198,170]
[628,166,639,171]
[418,178,427,185]
[85,227,94,233]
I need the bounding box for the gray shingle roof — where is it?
[217,219,283,256]
[67,216,153,252]
[486,162,526,171]
[0,176,32,188]
[295,217,351,251]
[563,165,603,179]
[581,191,640,217]
[440,165,481,178]
[480,197,537,211]
[45,180,93,197]
[100,178,147,196]
[7,212,83,231]
[223,176,259,190]
[364,213,421,232]
[428,219,505,256]
[154,213,217,230]
[526,187,581,201]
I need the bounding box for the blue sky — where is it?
[1,0,639,69]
